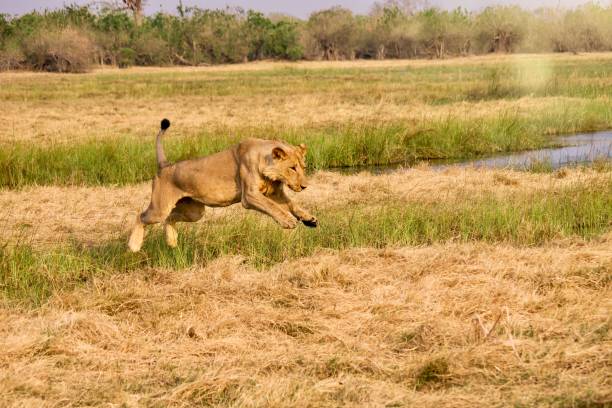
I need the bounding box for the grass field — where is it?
[1,54,611,407]
[2,53,612,187]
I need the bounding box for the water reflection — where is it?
[331,131,612,174]
[458,131,612,170]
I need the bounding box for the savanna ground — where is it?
[1,54,611,407]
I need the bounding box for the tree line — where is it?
[1,1,612,72]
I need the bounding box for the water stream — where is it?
[332,130,612,174]
[451,131,612,170]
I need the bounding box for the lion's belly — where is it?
[172,149,241,207]
[191,182,241,207]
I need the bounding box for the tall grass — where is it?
[2,180,610,305]
[0,114,578,188]
[3,101,611,188]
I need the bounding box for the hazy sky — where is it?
[0,0,605,18]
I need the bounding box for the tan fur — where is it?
[128,137,317,252]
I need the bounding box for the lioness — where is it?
[128,119,318,252]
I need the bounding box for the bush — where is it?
[132,31,169,65]
[266,19,303,60]
[307,7,356,60]
[0,42,25,70]
[195,8,249,64]
[94,9,134,65]
[551,4,612,53]
[474,6,528,53]
[22,27,94,72]
[416,8,472,58]
[118,47,135,68]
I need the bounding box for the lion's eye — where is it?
[290,166,297,171]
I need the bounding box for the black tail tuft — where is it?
[161,118,171,130]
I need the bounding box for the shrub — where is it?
[474,6,528,53]
[0,42,25,70]
[195,8,249,63]
[307,7,356,60]
[416,8,472,58]
[94,9,134,65]
[0,13,12,47]
[23,27,94,73]
[267,20,303,60]
[551,4,612,53]
[366,6,411,59]
[118,47,136,68]
[132,31,169,65]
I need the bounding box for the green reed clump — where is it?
[2,179,610,305]
[0,134,243,189]
[0,115,553,188]
[4,97,611,190]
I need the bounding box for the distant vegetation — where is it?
[2,1,612,72]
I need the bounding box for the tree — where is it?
[244,11,273,60]
[190,7,249,64]
[0,14,12,48]
[421,8,471,57]
[552,4,611,53]
[417,8,449,58]
[122,0,145,26]
[307,7,356,60]
[371,0,424,16]
[474,6,528,53]
[266,17,303,60]
[95,9,134,65]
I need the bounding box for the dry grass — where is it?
[1,238,610,406]
[1,94,578,145]
[0,166,610,406]
[0,167,608,247]
[4,51,610,76]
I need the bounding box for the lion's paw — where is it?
[302,217,318,228]
[281,217,299,229]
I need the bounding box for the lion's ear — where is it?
[272,147,287,160]
[298,143,307,154]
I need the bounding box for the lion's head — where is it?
[263,143,309,192]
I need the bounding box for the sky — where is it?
[0,0,605,18]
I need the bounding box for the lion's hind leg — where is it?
[128,214,146,252]
[164,198,206,248]
[128,176,186,252]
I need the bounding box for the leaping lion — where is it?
[128,119,318,252]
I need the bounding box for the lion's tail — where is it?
[156,119,171,169]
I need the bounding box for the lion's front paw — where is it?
[280,216,299,229]
[302,216,318,228]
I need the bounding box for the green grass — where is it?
[2,180,610,305]
[3,107,611,188]
[3,57,612,103]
